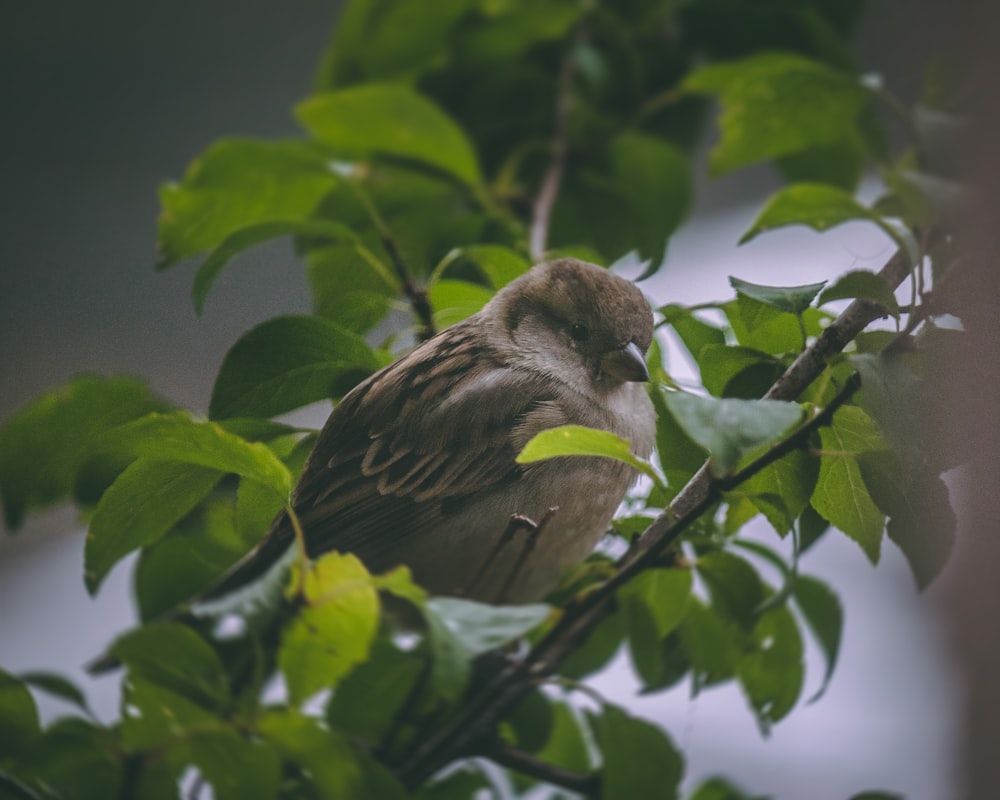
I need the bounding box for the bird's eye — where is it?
[570,324,590,342]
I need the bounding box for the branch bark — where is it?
[529,53,575,261]
[395,245,914,788]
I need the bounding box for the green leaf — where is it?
[280,552,379,704]
[532,701,593,775]
[663,393,803,476]
[453,245,530,289]
[260,709,406,800]
[297,84,483,188]
[99,412,292,499]
[849,353,924,470]
[517,425,662,487]
[811,405,886,562]
[119,677,217,751]
[817,270,900,317]
[742,450,820,536]
[19,672,91,717]
[11,718,121,800]
[738,605,804,732]
[84,460,221,593]
[697,551,767,631]
[729,276,826,315]
[620,569,693,689]
[414,768,493,800]
[307,243,397,334]
[0,376,168,529]
[678,599,738,692]
[739,183,909,255]
[697,345,783,398]
[0,670,39,760]
[173,731,280,800]
[723,295,807,355]
[688,775,765,800]
[326,637,426,749]
[428,279,495,328]
[661,304,727,365]
[504,690,554,755]
[551,133,691,265]
[425,598,550,701]
[858,453,956,590]
[792,575,843,702]
[848,792,905,800]
[209,315,381,420]
[111,623,230,709]
[135,498,249,621]
[684,53,870,175]
[590,704,685,799]
[192,219,358,314]
[560,610,625,680]
[158,139,336,266]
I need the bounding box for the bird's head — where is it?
[486,258,653,392]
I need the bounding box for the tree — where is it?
[0,1,969,798]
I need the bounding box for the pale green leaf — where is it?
[517,425,662,487]
[729,276,826,315]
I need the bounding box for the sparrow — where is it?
[209,257,655,604]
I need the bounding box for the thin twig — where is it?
[483,738,600,797]
[394,245,916,788]
[529,52,576,261]
[496,507,559,604]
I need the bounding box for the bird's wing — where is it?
[201,320,568,599]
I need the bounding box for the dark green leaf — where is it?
[697,345,783,398]
[0,376,168,529]
[280,552,380,704]
[737,605,804,732]
[532,701,593,775]
[798,504,831,554]
[10,718,121,800]
[849,353,924,470]
[18,672,91,717]
[848,792,904,800]
[660,304,727,365]
[413,767,492,800]
[84,460,221,593]
[158,139,336,266]
[651,386,709,481]
[559,610,626,681]
[453,245,530,289]
[261,709,407,799]
[817,270,900,317]
[209,315,381,420]
[729,277,826,315]
[858,453,956,590]
[739,183,908,255]
[697,551,767,630]
[777,136,867,190]
[99,412,292,499]
[590,704,685,800]
[174,731,281,800]
[192,219,358,314]
[135,498,248,621]
[551,133,691,265]
[119,677,217,751]
[663,393,803,476]
[0,670,39,760]
[811,406,886,563]
[792,574,843,702]
[687,775,767,800]
[298,85,483,188]
[621,569,692,689]
[678,600,738,692]
[742,450,820,535]
[111,623,230,709]
[504,689,555,755]
[307,243,397,334]
[684,53,870,175]
[327,636,426,748]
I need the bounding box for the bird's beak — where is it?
[601,341,649,383]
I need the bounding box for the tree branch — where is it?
[529,52,575,261]
[482,738,599,797]
[395,245,915,788]
[380,234,436,340]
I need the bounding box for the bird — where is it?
[205,257,656,605]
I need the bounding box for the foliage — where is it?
[0,0,969,798]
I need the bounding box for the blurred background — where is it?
[0,2,988,799]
